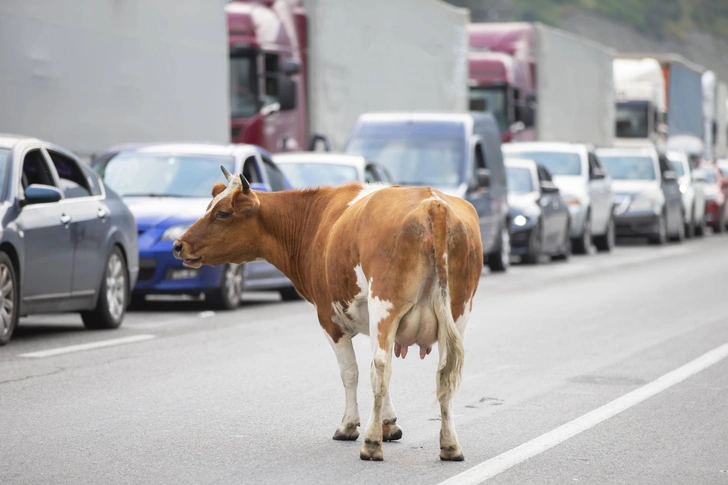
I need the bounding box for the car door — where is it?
[46,147,108,299]
[16,147,75,303]
[658,154,682,231]
[587,152,610,232]
[465,142,495,251]
[536,166,561,252]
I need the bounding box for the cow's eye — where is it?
[216,211,230,219]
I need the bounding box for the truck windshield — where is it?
[346,136,463,187]
[668,160,686,176]
[469,87,508,132]
[506,151,582,176]
[616,102,649,138]
[506,166,534,194]
[599,155,656,181]
[230,54,258,118]
[277,163,359,189]
[96,153,236,198]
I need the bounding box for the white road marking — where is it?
[19,334,156,358]
[438,340,728,485]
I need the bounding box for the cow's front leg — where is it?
[324,332,360,441]
[382,389,402,441]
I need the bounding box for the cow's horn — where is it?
[221,165,235,184]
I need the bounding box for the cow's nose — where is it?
[173,241,183,254]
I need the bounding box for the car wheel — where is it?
[594,216,615,252]
[572,213,591,255]
[685,206,696,239]
[279,286,303,301]
[670,211,686,242]
[521,223,542,265]
[551,220,571,262]
[207,263,244,310]
[487,225,510,273]
[81,247,128,329]
[0,252,19,346]
[649,212,667,245]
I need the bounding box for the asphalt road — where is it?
[2,234,728,485]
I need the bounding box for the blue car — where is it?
[91,143,297,309]
[0,134,139,345]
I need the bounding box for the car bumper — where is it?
[133,240,224,295]
[614,212,660,237]
[704,200,722,223]
[509,225,533,255]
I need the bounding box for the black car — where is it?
[506,157,571,263]
[0,134,139,345]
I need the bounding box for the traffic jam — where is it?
[2,1,728,484]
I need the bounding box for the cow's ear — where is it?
[211,182,226,198]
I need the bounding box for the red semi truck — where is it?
[468,22,614,146]
[226,0,328,153]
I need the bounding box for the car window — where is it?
[587,153,600,178]
[47,150,92,198]
[364,166,377,183]
[79,163,104,196]
[22,149,56,190]
[242,155,262,184]
[262,157,286,192]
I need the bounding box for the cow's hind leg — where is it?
[382,389,402,441]
[324,332,361,441]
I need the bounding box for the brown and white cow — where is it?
[172,166,483,462]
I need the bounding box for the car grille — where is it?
[138,258,157,281]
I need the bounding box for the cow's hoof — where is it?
[440,445,465,461]
[333,423,360,441]
[360,439,383,461]
[382,423,403,442]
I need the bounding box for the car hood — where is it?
[551,176,586,197]
[123,197,209,232]
[611,179,660,196]
[508,192,539,210]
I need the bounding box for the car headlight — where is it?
[513,215,528,227]
[679,184,688,194]
[160,224,191,241]
[628,193,660,213]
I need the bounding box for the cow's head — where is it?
[172,166,261,268]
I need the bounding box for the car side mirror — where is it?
[662,170,678,183]
[540,181,560,194]
[23,184,63,206]
[278,75,297,111]
[590,167,606,180]
[475,168,490,189]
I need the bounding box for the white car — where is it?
[502,142,615,254]
[666,150,706,237]
[272,152,393,189]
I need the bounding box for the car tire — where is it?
[486,225,510,273]
[521,223,542,265]
[649,212,667,245]
[551,220,571,262]
[207,263,245,310]
[572,212,591,255]
[81,246,128,330]
[279,287,303,301]
[719,205,727,234]
[670,211,686,242]
[0,251,19,346]
[685,206,696,239]
[593,216,615,252]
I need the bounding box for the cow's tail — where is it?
[428,200,465,403]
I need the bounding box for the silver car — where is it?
[666,150,706,237]
[502,142,615,254]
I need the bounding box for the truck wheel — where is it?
[81,247,128,329]
[593,216,615,252]
[487,226,510,273]
[572,213,591,255]
[0,252,19,346]
[207,264,244,310]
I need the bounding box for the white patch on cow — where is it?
[331,264,370,335]
[204,183,238,216]
[254,257,268,262]
[348,183,390,207]
[421,188,446,204]
[367,277,394,340]
[454,299,472,335]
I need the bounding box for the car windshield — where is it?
[469,87,508,132]
[506,151,581,176]
[346,136,463,187]
[669,160,686,176]
[700,168,717,184]
[506,166,534,194]
[599,155,657,181]
[277,162,359,189]
[96,152,236,197]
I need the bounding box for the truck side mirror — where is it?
[475,168,491,189]
[281,59,301,76]
[278,75,297,111]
